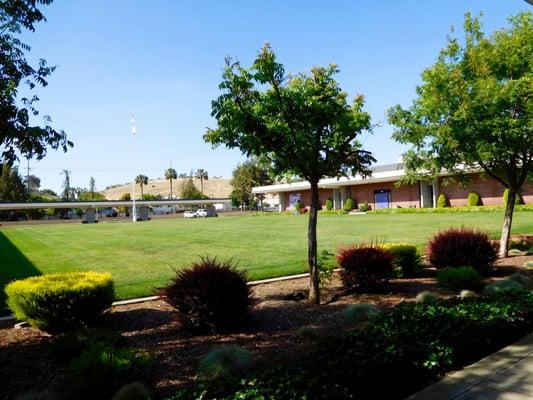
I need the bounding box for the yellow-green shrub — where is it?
[5,272,114,333]
[380,243,421,277]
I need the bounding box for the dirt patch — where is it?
[1,255,531,399]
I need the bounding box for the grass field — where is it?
[1,212,532,312]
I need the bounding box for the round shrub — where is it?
[437,266,483,290]
[484,279,525,295]
[111,382,152,400]
[343,197,355,212]
[325,198,334,211]
[158,257,253,332]
[199,345,254,381]
[380,243,421,277]
[427,227,496,275]
[337,244,394,292]
[359,202,371,212]
[343,303,382,324]
[415,291,441,304]
[5,272,114,333]
[437,193,448,208]
[467,192,481,206]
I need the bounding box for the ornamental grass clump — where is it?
[199,345,254,381]
[484,279,525,295]
[337,244,394,293]
[158,257,253,333]
[415,291,441,304]
[343,303,382,324]
[5,272,114,333]
[427,227,496,275]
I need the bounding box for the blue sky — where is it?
[18,0,531,193]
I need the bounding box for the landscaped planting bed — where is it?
[1,255,531,400]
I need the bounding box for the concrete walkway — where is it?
[408,334,533,400]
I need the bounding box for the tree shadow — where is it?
[0,231,41,315]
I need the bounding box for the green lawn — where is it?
[1,212,532,312]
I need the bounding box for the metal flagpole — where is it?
[131,114,137,222]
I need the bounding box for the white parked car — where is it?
[196,208,218,217]
[183,210,197,218]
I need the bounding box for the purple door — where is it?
[375,191,390,209]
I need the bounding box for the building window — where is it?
[374,190,391,209]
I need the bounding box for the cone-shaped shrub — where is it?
[337,244,394,292]
[343,197,355,211]
[325,198,334,211]
[5,272,114,334]
[427,227,496,275]
[159,257,253,332]
[437,193,448,208]
[467,192,481,206]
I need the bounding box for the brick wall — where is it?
[438,174,533,206]
[350,181,420,209]
[283,189,333,209]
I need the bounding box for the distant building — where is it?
[252,163,533,212]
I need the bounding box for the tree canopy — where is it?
[388,11,533,257]
[205,44,373,303]
[231,158,272,209]
[0,0,72,164]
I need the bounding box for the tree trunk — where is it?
[140,184,143,199]
[308,181,320,304]
[201,178,204,194]
[499,188,516,258]
[170,179,173,200]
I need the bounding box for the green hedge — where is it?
[5,272,114,333]
[169,290,533,400]
[370,204,533,214]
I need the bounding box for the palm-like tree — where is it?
[135,174,148,198]
[195,169,208,194]
[165,168,177,199]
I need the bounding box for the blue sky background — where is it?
[17,0,531,193]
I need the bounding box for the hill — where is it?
[102,178,232,200]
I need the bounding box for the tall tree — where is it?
[60,169,71,200]
[195,169,208,194]
[231,158,272,209]
[0,164,27,201]
[205,44,373,303]
[89,176,96,193]
[388,11,533,258]
[0,0,72,164]
[165,167,177,199]
[180,178,204,199]
[135,174,148,198]
[24,174,40,192]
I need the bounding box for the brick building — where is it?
[252,163,533,211]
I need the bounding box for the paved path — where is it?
[408,334,533,400]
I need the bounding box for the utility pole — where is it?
[26,158,30,193]
[131,114,137,222]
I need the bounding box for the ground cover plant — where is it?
[171,290,533,400]
[0,212,532,314]
[5,272,114,333]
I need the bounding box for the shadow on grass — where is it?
[0,231,41,315]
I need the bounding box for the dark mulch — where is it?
[1,255,531,400]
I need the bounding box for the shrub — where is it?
[437,267,483,290]
[415,291,441,304]
[294,199,302,211]
[359,202,371,212]
[111,382,152,400]
[325,198,333,211]
[460,290,478,298]
[343,303,382,324]
[296,326,322,340]
[467,192,481,206]
[343,197,355,212]
[69,344,150,399]
[380,243,421,277]
[437,193,448,208]
[199,346,254,381]
[337,244,394,292]
[503,188,524,206]
[509,237,533,255]
[5,272,114,333]
[50,328,126,362]
[508,272,531,288]
[158,257,253,332]
[484,279,524,295]
[427,227,496,275]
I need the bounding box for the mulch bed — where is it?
[1,255,531,400]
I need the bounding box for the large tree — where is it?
[60,169,72,200]
[0,164,27,201]
[180,178,204,199]
[135,174,148,198]
[0,0,72,164]
[194,168,208,194]
[231,158,272,210]
[388,12,532,258]
[205,45,374,303]
[165,167,177,199]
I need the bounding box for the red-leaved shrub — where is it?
[427,227,496,275]
[158,257,253,333]
[337,244,394,292]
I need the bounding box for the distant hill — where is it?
[102,178,232,200]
